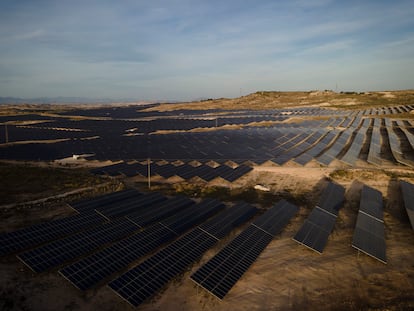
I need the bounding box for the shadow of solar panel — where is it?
[190,200,298,299]
[17,218,140,273]
[0,212,104,257]
[95,192,167,220]
[400,180,414,230]
[108,201,256,307]
[69,189,142,213]
[59,199,225,290]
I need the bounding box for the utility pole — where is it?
[5,123,8,143]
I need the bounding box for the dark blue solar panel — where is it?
[69,189,142,213]
[352,185,386,263]
[108,202,257,307]
[126,196,195,227]
[400,180,414,230]
[94,192,167,219]
[0,212,104,257]
[59,198,225,290]
[17,218,139,273]
[293,182,344,253]
[190,200,298,299]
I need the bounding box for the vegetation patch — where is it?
[0,162,106,205]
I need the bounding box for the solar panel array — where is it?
[108,202,257,307]
[2,105,414,169]
[92,162,253,182]
[316,117,362,166]
[396,120,414,151]
[293,130,340,165]
[293,182,345,253]
[17,218,140,273]
[341,118,371,165]
[0,212,105,257]
[59,198,225,290]
[190,199,299,299]
[271,130,325,165]
[69,189,142,213]
[367,118,382,166]
[16,196,195,273]
[385,119,414,168]
[400,180,414,230]
[352,185,386,263]
[94,192,167,220]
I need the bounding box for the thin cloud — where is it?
[0,0,413,99]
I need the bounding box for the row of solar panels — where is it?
[0,189,301,306]
[0,113,339,145]
[2,181,413,306]
[294,181,414,264]
[319,117,414,167]
[1,116,414,169]
[362,105,414,116]
[91,162,253,182]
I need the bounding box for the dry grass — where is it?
[144,90,414,112]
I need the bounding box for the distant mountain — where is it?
[0,96,152,104]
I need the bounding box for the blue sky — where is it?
[0,0,413,100]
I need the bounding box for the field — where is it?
[1,90,414,310]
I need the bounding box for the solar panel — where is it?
[94,192,167,220]
[17,218,140,273]
[293,131,339,165]
[400,180,414,230]
[359,186,383,221]
[293,208,336,253]
[340,119,370,166]
[199,202,258,239]
[0,212,104,257]
[59,198,225,290]
[293,182,344,253]
[316,129,355,166]
[126,196,195,228]
[316,182,345,216]
[352,185,386,263]
[190,200,298,299]
[367,118,382,166]
[69,189,142,213]
[352,214,386,263]
[108,202,257,307]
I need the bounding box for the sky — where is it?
[0,0,413,101]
